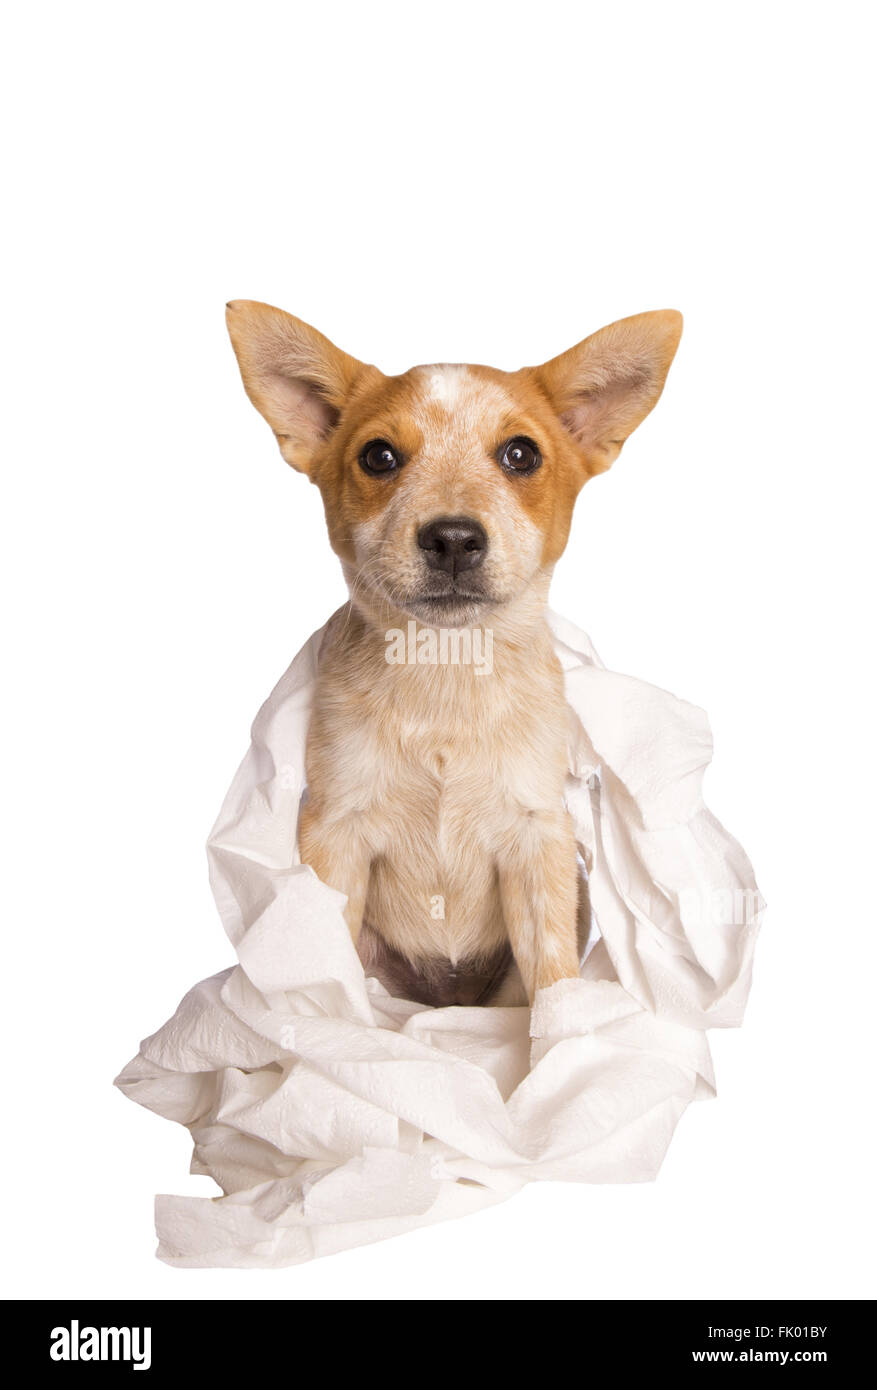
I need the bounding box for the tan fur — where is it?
[226,301,681,1005]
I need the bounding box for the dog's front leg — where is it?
[298,803,371,943]
[497,808,581,1003]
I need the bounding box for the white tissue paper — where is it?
[115,611,763,1268]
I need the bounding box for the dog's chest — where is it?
[329,699,563,844]
[311,687,567,960]
[304,627,571,961]
[360,737,519,960]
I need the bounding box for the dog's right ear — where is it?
[225,301,367,474]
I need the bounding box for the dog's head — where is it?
[226,301,681,627]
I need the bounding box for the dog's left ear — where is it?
[535,310,682,477]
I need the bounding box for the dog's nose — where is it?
[417,516,488,576]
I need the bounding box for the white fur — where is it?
[423,364,470,407]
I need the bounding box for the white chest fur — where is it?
[298,605,578,998]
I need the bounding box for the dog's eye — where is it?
[500,436,541,475]
[360,439,402,476]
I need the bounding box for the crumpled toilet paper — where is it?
[115,610,763,1268]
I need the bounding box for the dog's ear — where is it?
[225,301,367,474]
[535,310,682,477]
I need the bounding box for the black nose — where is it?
[417,516,488,576]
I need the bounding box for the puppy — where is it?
[227,302,681,1007]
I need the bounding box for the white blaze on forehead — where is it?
[414,364,517,440]
[423,364,471,407]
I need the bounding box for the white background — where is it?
[3,1,874,1300]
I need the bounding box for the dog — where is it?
[226,301,681,1007]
